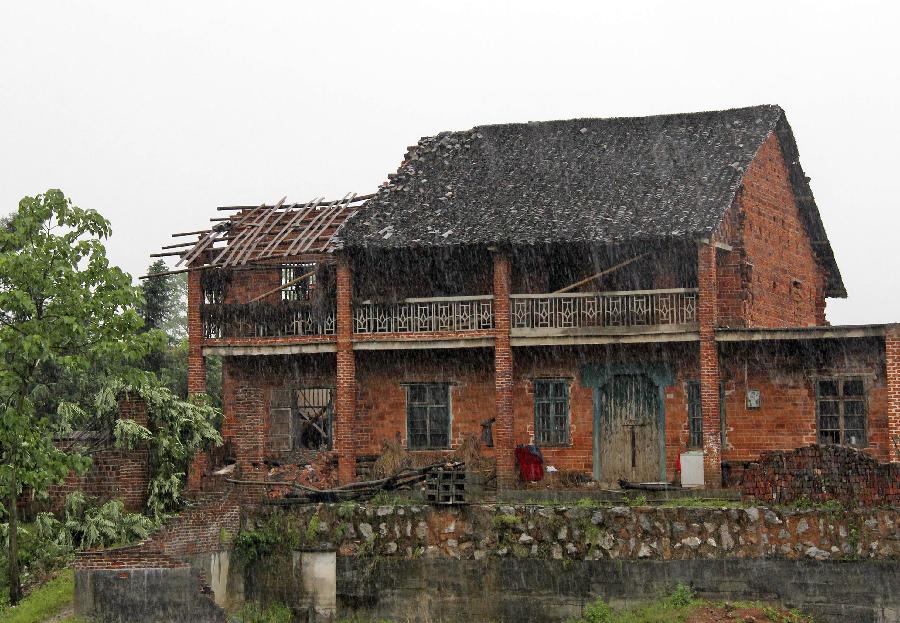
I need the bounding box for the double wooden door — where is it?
[593,374,661,484]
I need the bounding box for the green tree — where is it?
[140,259,221,407]
[0,190,150,604]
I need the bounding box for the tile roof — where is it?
[339,105,845,297]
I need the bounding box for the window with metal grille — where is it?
[533,379,569,445]
[406,384,450,449]
[816,378,867,447]
[270,387,333,451]
[281,263,317,301]
[686,381,702,448]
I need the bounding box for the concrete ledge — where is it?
[203,343,337,356]
[716,324,887,342]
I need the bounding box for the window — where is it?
[533,379,569,445]
[816,378,867,447]
[281,263,317,301]
[406,384,450,449]
[269,387,333,452]
[686,381,702,448]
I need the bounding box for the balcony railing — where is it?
[202,289,697,341]
[510,288,698,333]
[353,295,494,334]
[202,302,335,339]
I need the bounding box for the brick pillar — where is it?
[492,251,515,487]
[698,242,722,486]
[335,255,357,484]
[887,324,900,463]
[187,267,207,396]
[186,266,207,491]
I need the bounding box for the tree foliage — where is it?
[0,190,222,604]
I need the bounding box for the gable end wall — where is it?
[716,132,828,328]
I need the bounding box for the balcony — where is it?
[510,288,698,336]
[202,301,335,340]
[353,296,494,334]
[201,288,698,352]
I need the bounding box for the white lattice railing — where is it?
[202,303,335,339]
[510,288,698,332]
[353,295,494,334]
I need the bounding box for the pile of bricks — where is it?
[264,451,338,499]
[741,444,900,507]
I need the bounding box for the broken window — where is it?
[816,378,866,447]
[406,383,450,450]
[686,381,702,448]
[533,379,569,445]
[281,263,317,301]
[270,387,333,452]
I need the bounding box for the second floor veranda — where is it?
[201,243,700,346]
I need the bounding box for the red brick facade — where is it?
[716,133,828,329]
[178,130,896,494]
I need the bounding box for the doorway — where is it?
[593,373,662,484]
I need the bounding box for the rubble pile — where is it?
[741,444,900,507]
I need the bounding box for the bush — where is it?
[666,583,695,607]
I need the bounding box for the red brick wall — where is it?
[75,488,240,570]
[49,396,151,512]
[719,338,890,466]
[354,344,697,482]
[355,349,496,456]
[716,133,828,328]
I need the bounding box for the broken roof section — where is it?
[150,193,371,275]
[338,105,845,297]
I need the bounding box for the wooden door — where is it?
[594,374,661,484]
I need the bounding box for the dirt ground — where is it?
[686,603,810,622]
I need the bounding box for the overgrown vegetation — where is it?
[0,191,221,604]
[0,493,156,605]
[0,569,76,623]
[228,601,293,623]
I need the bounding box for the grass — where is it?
[0,569,79,623]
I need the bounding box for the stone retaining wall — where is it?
[248,502,899,562]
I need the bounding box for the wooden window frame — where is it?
[815,376,868,448]
[686,381,702,448]
[533,378,570,447]
[405,383,452,450]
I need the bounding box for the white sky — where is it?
[1,1,898,325]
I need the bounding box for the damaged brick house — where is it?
[156,104,898,493]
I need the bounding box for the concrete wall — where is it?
[336,558,899,623]
[74,567,226,623]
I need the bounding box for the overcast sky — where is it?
[1,1,898,325]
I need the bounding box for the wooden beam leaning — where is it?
[246,267,317,304]
[237,202,295,265]
[552,253,650,294]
